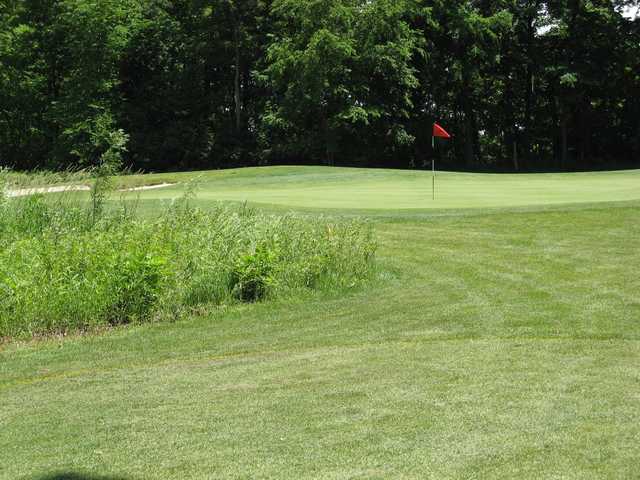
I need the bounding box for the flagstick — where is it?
[432,135,435,201]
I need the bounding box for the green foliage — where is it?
[0,0,140,169]
[231,243,278,302]
[1,0,639,171]
[106,245,168,324]
[261,0,421,163]
[65,109,128,169]
[0,168,6,201]
[78,109,129,222]
[0,178,376,338]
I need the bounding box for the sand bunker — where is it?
[6,183,176,198]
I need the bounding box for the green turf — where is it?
[2,167,640,479]
[117,166,640,211]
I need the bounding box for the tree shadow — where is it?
[29,474,132,480]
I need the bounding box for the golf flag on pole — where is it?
[431,123,451,201]
[433,122,451,139]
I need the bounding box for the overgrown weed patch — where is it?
[0,178,376,339]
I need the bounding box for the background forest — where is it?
[1,0,639,172]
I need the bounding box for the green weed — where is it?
[0,176,376,338]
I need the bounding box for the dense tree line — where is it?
[1,0,639,172]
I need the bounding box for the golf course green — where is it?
[117,166,640,211]
[1,167,639,479]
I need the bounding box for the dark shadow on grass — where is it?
[28,474,132,480]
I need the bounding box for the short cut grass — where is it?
[1,166,639,479]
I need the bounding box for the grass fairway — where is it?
[2,167,640,479]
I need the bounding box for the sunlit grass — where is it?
[0,174,376,339]
[1,167,639,479]
[113,166,640,211]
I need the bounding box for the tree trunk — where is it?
[320,108,332,165]
[635,123,640,161]
[521,11,536,169]
[578,98,590,166]
[560,117,568,170]
[463,114,474,167]
[580,127,588,166]
[523,68,533,168]
[233,24,242,134]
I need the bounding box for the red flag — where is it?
[433,123,451,139]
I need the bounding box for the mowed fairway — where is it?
[2,167,640,479]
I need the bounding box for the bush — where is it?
[0,186,376,338]
[230,243,278,302]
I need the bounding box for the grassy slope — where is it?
[2,167,640,479]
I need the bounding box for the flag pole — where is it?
[432,134,435,201]
[432,122,451,201]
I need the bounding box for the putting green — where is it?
[127,166,640,210]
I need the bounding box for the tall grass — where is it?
[2,167,92,189]
[0,177,376,339]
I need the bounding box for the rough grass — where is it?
[0,186,376,339]
[1,167,92,189]
[1,167,639,479]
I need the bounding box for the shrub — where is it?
[0,183,376,338]
[230,243,279,302]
